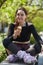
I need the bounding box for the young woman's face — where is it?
[15,10,26,24]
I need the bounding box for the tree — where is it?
[0,0,7,7]
[0,0,43,32]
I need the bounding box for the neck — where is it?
[19,22,25,26]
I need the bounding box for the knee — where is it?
[3,38,11,48]
[34,43,42,53]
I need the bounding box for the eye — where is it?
[21,14,24,16]
[16,13,24,16]
[17,13,19,16]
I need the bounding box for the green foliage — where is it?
[0,0,27,23]
[0,0,43,62]
[0,0,43,25]
[32,16,43,32]
[0,44,7,62]
[0,51,7,62]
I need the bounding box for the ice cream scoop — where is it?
[17,26,22,30]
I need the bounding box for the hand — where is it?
[16,26,22,36]
[13,30,17,39]
[13,26,22,39]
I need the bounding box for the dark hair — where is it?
[15,7,27,15]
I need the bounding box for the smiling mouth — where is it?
[18,19,23,20]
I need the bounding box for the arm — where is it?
[29,24,43,44]
[7,23,22,39]
[7,23,14,38]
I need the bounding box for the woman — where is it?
[3,7,43,64]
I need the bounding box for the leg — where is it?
[3,38,21,54]
[26,44,36,56]
[26,43,42,56]
[3,38,21,63]
[6,49,12,55]
[3,38,37,64]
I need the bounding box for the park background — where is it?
[0,0,43,62]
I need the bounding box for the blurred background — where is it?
[0,0,43,62]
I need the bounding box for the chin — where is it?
[18,21,22,23]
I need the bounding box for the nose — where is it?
[18,15,22,19]
[17,14,22,18]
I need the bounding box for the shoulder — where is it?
[9,23,14,26]
[26,22,33,26]
[26,22,35,29]
[9,23,16,27]
[8,23,15,30]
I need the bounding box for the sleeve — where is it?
[29,24,43,44]
[7,23,14,38]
